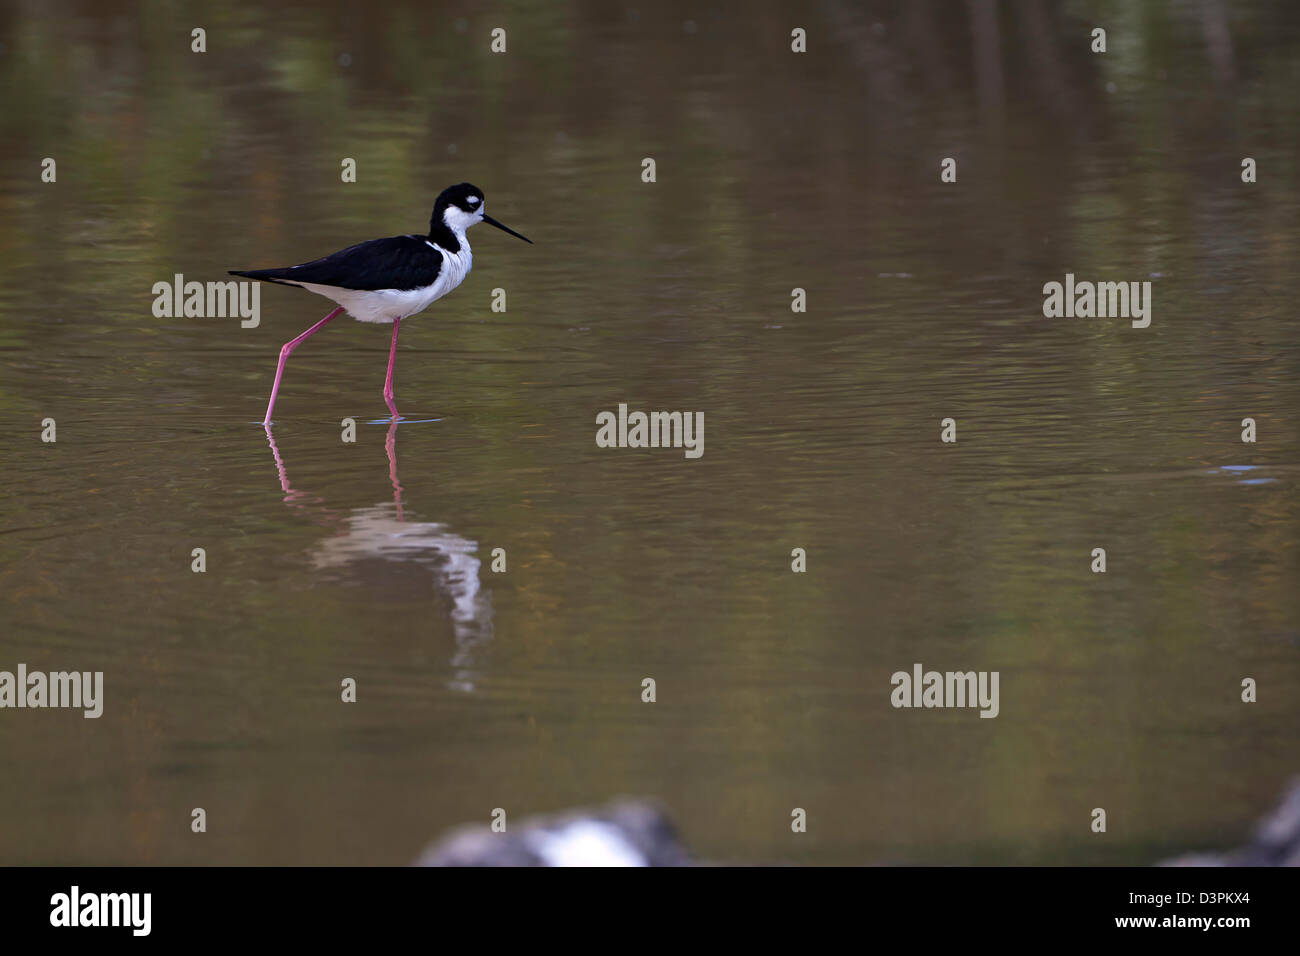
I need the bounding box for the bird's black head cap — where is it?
[432,183,484,223]
[429,181,531,246]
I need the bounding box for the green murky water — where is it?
[1,1,1298,864]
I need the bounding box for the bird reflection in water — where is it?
[263,421,492,692]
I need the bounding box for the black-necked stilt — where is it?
[231,182,531,424]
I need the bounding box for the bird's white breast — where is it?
[298,239,473,324]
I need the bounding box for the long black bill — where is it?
[482,214,533,244]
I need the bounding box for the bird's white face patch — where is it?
[443,203,484,235]
[466,196,480,206]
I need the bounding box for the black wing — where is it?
[229,235,443,291]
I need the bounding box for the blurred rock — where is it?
[418,779,1300,866]
[1161,777,1300,866]
[415,799,693,867]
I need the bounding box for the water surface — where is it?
[1,1,1298,864]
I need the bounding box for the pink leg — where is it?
[263,306,345,425]
[383,316,402,420]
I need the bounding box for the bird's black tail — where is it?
[228,268,301,286]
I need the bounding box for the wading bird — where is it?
[231,183,531,424]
